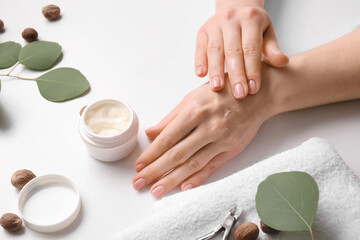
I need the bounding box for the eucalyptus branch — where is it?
[0,74,35,81]
[7,62,20,75]
[0,40,89,101]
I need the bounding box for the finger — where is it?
[207,28,225,91]
[181,152,230,190]
[150,143,219,198]
[263,24,289,68]
[223,25,248,99]
[241,22,263,94]
[195,30,209,77]
[134,106,201,172]
[145,96,190,140]
[133,128,213,192]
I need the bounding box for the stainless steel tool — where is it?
[196,206,242,240]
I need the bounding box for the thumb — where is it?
[263,24,289,68]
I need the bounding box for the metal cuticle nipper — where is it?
[196,206,242,240]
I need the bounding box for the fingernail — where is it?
[182,184,193,191]
[135,163,145,172]
[272,47,281,55]
[249,80,256,93]
[133,178,147,190]
[234,83,245,99]
[196,65,203,75]
[151,185,166,198]
[211,76,220,89]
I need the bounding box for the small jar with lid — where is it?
[78,99,139,162]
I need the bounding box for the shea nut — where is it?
[11,169,36,189]
[0,213,22,232]
[42,5,61,21]
[0,19,4,32]
[234,222,259,240]
[22,28,38,42]
[260,220,280,234]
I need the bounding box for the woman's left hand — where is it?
[132,74,275,198]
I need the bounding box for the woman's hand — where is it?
[132,74,275,198]
[195,2,288,99]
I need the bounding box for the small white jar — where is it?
[78,99,139,162]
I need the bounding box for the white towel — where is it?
[112,138,360,240]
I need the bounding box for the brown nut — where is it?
[234,222,259,240]
[0,19,4,32]
[0,213,22,232]
[22,28,38,42]
[11,169,36,189]
[42,5,61,21]
[260,220,280,234]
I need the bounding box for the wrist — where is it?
[261,55,306,118]
[215,0,264,12]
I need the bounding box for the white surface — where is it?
[0,0,359,239]
[113,138,360,240]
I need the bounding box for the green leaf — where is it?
[18,41,62,70]
[36,68,90,102]
[256,171,319,233]
[0,41,22,69]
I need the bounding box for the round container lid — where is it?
[18,174,81,233]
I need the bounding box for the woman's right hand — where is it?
[195,2,288,99]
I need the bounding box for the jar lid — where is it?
[18,174,81,233]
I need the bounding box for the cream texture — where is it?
[85,103,131,137]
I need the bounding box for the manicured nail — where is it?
[135,163,145,172]
[211,76,220,89]
[249,80,256,93]
[234,83,245,99]
[151,185,166,198]
[272,47,281,55]
[196,65,203,75]
[133,178,147,190]
[182,184,193,191]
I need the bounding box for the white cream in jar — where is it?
[79,99,139,162]
[84,103,131,137]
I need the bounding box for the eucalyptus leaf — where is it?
[36,67,90,102]
[18,41,62,70]
[0,41,22,69]
[256,171,319,234]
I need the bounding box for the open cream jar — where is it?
[78,99,139,162]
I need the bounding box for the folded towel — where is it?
[112,138,360,240]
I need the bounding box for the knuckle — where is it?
[224,8,235,20]
[143,168,158,182]
[243,42,259,57]
[242,6,261,20]
[189,101,207,121]
[225,45,243,57]
[158,136,174,150]
[207,161,217,174]
[169,150,185,164]
[208,42,222,53]
[188,159,203,172]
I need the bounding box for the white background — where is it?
[0,0,359,239]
